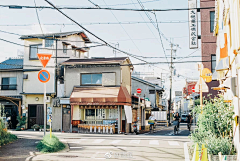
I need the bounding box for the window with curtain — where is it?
[1,77,17,90]
[210,11,215,32]
[211,55,216,73]
[81,74,102,85]
[30,44,42,59]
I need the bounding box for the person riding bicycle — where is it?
[186,113,192,127]
[173,112,181,129]
[149,114,157,131]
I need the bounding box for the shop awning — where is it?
[70,86,131,105]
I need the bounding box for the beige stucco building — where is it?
[19,31,91,130]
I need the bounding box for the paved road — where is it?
[0,125,192,161]
[1,131,190,161]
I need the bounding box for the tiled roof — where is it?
[0,58,23,70]
[20,31,91,43]
[131,76,163,90]
[62,57,132,66]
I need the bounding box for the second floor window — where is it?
[30,44,42,59]
[1,77,17,90]
[45,39,54,47]
[81,74,102,85]
[63,44,67,53]
[210,11,215,32]
[211,55,216,73]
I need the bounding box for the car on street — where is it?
[181,114,188,122]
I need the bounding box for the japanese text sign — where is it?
[37,53,52,68]
[188,0,198,49]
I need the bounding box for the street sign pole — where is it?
[44,79,46,136]
[37,53,52,137]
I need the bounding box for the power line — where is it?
[43,0,148,63]
[176,49,200,62]
[101,0,144,56]
[2,5,215,11]
[33,0,44,35]
[0,20,216,26]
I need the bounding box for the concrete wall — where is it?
[64,66,121,97]
[0,71,23,96]
[121,61,132,94]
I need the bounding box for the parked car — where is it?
[181,114,188,122]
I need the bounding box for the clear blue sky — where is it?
[0,0,201,98]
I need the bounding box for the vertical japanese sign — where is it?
[188,0,198,49]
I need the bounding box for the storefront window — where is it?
[85,109,95,120]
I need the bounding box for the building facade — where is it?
[213,0,240,156]
[19,31,91,129]
[0,58,23,129]
[200,0,219,98]
[61,57,133,133]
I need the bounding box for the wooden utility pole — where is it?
[169,43,173,124]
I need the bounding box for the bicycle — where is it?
[173,121,179,135]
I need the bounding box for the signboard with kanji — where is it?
[188,0,198,49]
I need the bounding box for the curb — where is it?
[184,142,190,161]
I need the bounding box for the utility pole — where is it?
[168,43,173,125]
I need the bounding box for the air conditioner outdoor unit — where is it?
[46,96,51,103]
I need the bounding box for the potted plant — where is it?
[31,124,40,131]
[16,116,26,131]
[190,96,237,160]
[39,125,44,131]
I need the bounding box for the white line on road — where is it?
[168,141,179,146]
[184,142,190,161]
[129,140,140,144]
[92,146,127,149]
[70,147,83,149]
[149,140,159,145]
[110,140,122,144]
[93,139,105,143]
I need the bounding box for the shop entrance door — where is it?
[62,108,71,132]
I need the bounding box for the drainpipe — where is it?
[55,38,58,97]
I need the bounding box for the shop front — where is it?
[69,86,132,134]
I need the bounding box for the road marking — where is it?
[149,140,159,145]
[168,141,179,146]
[70,147,83,149]
[92,146,127,149]
[93,139,105,143]
[110,140,122,144]
[129,140,140,144]
[35,141,39,144]
[184,142,190,161]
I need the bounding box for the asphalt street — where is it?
[0,124,193,161]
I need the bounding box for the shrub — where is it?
[190,96,235,155]
[31,124,40,130]
[16,116,26,130]
[37,134,65,153]
[0,119,17,146]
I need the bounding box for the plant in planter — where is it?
[190,96,236,160]
[31,124,40,131]
[16,116,27,131]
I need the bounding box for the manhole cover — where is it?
[57,155,79,158]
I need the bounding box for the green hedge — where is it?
[37,134,65,153]
[0,119,17,146]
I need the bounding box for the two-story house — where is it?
[0,58,23,129]
[19,31,91,129]
[61,57,133,133]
